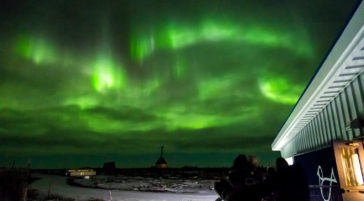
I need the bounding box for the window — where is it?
[340,146,364,186]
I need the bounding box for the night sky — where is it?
[0,0,359,168]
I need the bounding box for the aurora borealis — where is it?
[0,0,359,168]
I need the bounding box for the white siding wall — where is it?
[281,73,364,158]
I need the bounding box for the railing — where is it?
[308,185,343,201]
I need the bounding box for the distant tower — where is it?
[155,146,168,168]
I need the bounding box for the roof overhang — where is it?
[272,2,364,151]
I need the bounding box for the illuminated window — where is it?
[340,147,364,186]
[352,154,364,185]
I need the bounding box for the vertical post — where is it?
[161,146,164,158]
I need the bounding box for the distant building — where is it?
[272,2,364,201]
[155,146,168,168]
[66,169,96,178]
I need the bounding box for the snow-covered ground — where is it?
[74,175,216,194]
[31,173,218,201]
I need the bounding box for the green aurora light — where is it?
[0,0,358,168]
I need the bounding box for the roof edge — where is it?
[272,1,364,151]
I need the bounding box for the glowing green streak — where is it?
[174,58,187,79]
[197,75,235,100]
[169,21,311,56]
[160,106,258,131]
[168,26,198,49]
[259,76,304,104]
[92,56,126,92]
[165,113,218,130]
[64,96,99,109]
[130,34,155,61]
[143,78,161,94]
[131,20,313,58]
[14,35,57,65]
[83,113,159,132]
[124,78,161,101]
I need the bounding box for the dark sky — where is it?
[0,0,360,168]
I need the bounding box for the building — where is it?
[66,169,96,178]
[155,146,168,168]
[272,2,364,201]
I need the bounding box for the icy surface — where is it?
[74,175,216,194]
[31,173,218,201]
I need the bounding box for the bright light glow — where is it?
[259,76,304,104]
[285,157,294,165]
[92,57,126,91]
[352,154,364,185]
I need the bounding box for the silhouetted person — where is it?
[275,157,309,201]
[215,154,262,201]
[215,155,248,201]
[289,164,309,201]
[215,179,233,201]
[276,157,289,172]
[232,154,250,170]
[261,167,278,201]
[248,155,258,170]
[229,154,250,190]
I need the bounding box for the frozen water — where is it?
[31,173,218,201]
[73,175,216,194]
